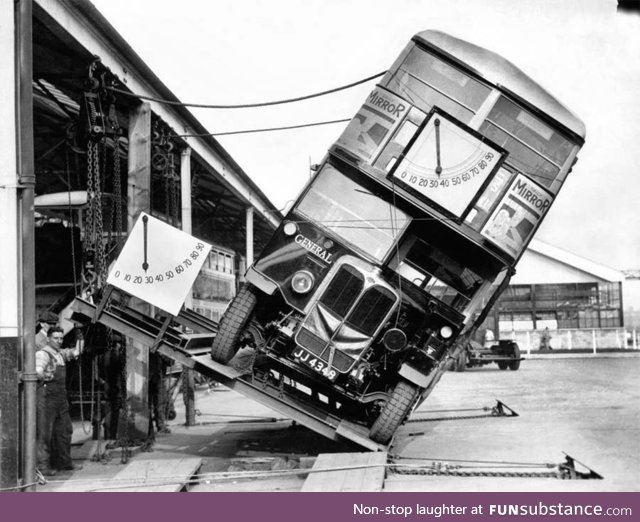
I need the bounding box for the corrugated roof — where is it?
[527,238,625,282]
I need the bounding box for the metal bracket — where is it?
[92,285,115,323]
[150,315,173,354]
[558,452,603,480]
[491,400,519,417]
[20,371,39,383]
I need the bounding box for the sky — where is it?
[90,0,640,271]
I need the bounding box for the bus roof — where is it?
[413,30,586,140]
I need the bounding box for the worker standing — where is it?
[35,326,82,476]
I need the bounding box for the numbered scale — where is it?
[107,212,211,315]
[389,109,505,217]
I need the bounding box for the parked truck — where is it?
[453,339,522,372]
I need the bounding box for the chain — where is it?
[82,140,107,293]
[162,151,179,226]
[94,141,106,287]
[170,158,179,225]
[389,465,559,479]
[65,144,78,290]
[387,452,599,480]
[164,157,171,223]
[112,138,122,250]
[84,142,96,256]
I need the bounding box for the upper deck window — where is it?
[388,47,491,124]
[296,165,411,262]
[479,97,575,188]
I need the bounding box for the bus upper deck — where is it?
[329,30,585,267]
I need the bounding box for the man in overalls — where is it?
[35,326,82,476]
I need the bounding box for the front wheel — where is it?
[211,285,258,363]
[369,380,419,445]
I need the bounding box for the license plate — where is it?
[292,347,338,381]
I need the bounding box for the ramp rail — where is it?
[70,292,386,452]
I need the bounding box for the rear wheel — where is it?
[497,361,508,370]
[508,343,521,371]
[369,380,419,445]
[211,285,258,363]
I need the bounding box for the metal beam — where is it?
[16,0,38,491]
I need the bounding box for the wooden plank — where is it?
[97,458,202,492]
[301,452,387,492]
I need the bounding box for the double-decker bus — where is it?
[211,30,586,444]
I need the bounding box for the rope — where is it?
[105,71,385,109]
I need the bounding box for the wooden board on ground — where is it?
[301,452,387,492]
[94,457,202,492]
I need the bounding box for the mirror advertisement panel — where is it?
[481,173,553,258]
[335,89,409,162]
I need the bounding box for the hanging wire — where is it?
[106,71,386,109]
[388,179,404,328]
[176,117,351,138]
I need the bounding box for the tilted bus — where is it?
[210,30,586,444]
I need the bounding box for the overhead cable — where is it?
[106,71,386,109]
[176,117,351,138]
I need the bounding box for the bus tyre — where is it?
[369,380,419,445]
[211,284,257,364]
[508,343,521,371]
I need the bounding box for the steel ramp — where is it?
[69,296,387,452]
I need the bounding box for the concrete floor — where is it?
[386,355,640,492]
[38,354,640,492]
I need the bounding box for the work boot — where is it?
[39,468,57,477]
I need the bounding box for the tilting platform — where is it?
[70,296,387,452]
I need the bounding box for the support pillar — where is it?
[180,146,195,426]
[246,205,254,269]
[0,0,21,490]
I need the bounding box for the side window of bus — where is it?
[479,97,575,189]
[387,47,491,125]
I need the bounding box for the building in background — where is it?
[481,238,635,351]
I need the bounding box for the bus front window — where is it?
[296,165,411,262]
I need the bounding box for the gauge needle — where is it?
[434,118,442,177]
[142,215,149,272]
